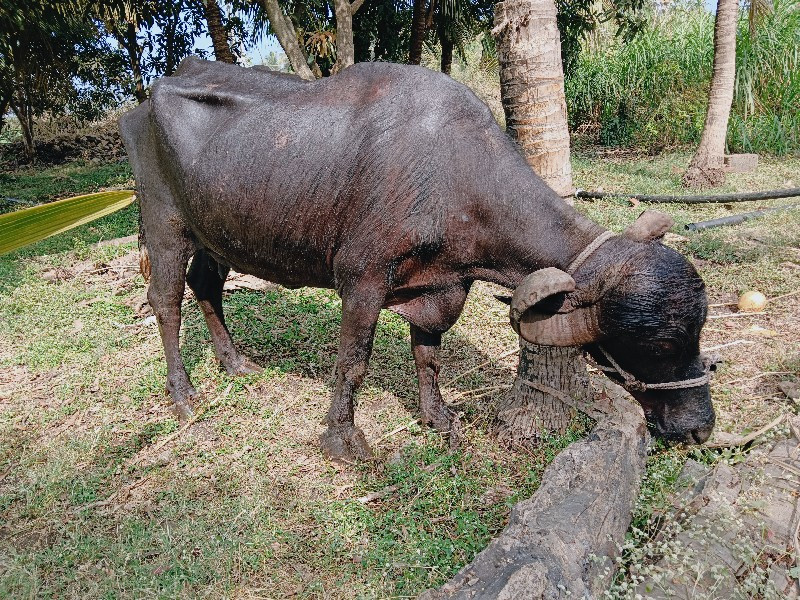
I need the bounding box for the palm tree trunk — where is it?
[409,0,428,65]
[440,35,453,74]
[494,0,573,198]
[203,0,237,64]
[683,0,738,188]
[493,0,580,447]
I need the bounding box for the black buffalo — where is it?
[120,57,714,461]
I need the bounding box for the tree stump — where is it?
[494,342,589,447]
[420,377,649,599]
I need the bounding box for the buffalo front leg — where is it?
[411,325,462,448]
[319,291,383,463]
[186,249,262,376]
[147,248,196,421]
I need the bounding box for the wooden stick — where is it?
[768,289,800,303]
[443,347,519,387]
[704,413,785,449]
[700,340,755,352]
[707,312,766,320]
[721,371,793,386]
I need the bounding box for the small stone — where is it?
[778,381,800,400]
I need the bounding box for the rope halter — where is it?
[589,346,718,393]
[567,230,718,393]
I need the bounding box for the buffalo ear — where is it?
[623,210,674,241]
[494,295,511,306]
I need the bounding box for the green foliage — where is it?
[0,0,129,157]
[0,190,135,256]
[0,160,132,207]
[566,0,800,155]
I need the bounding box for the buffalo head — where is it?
[509,211,715,444]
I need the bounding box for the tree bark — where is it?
[332,0,355,72]
[421,378,649,599]
[495,343,588,447]
[440,35,453,74]
[9,93,34,162]
[257,0,317,80]
[683,0,738,188]
[116,22,148,104]
[493,0,574,198]
[409,0,428,65]
[203,0,237,64]
[492,0,577,448]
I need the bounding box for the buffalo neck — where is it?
[465,153,606,290]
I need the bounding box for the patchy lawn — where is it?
[1,152,798,598]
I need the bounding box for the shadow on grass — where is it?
[176,284,511,418]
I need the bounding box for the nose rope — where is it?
[566,230,715,393]
[591,346,713,392]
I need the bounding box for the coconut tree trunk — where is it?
[492,0,580,446]
[440,34,453,74]
[203,0,237,63]
[495,344,588,446]
[683,0,738,188]
[494,0,573,198]
[409,0,428,65]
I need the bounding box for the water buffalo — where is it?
[120,57,715,462]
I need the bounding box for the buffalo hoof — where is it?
[320,425,373,463]
[170,400,195,422]
[165,382,198,422]
[421,403,463,450]
[224,356,263,377]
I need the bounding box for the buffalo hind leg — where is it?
[319,287,383,462]
[411,325,462,448]
[147,244,196,421]
[186,249,262,376]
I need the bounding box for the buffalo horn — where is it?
[510,268,602,347]
[623,210,674,241]
[509,268,576,328]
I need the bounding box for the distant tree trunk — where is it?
[332,0,356,72]
[116,22,148,104]
[257,0,317,80]
[409,0,428,64]
[440,35,453,74]
[494,0,573,198]
[683,0,738,188]
[9,92,34,161]
[203,0,237,63]
[493,0,580,446]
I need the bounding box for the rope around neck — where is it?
[567,230,615,274]
[565,231,714,392]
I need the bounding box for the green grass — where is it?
[1,155,798,597]
[0,160,132,208]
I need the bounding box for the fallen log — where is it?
[420,377,649,599]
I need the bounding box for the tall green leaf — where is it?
[0,190,136,255]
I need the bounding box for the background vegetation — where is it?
[565,0,800,155]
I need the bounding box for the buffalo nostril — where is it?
[690,427,713,445]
